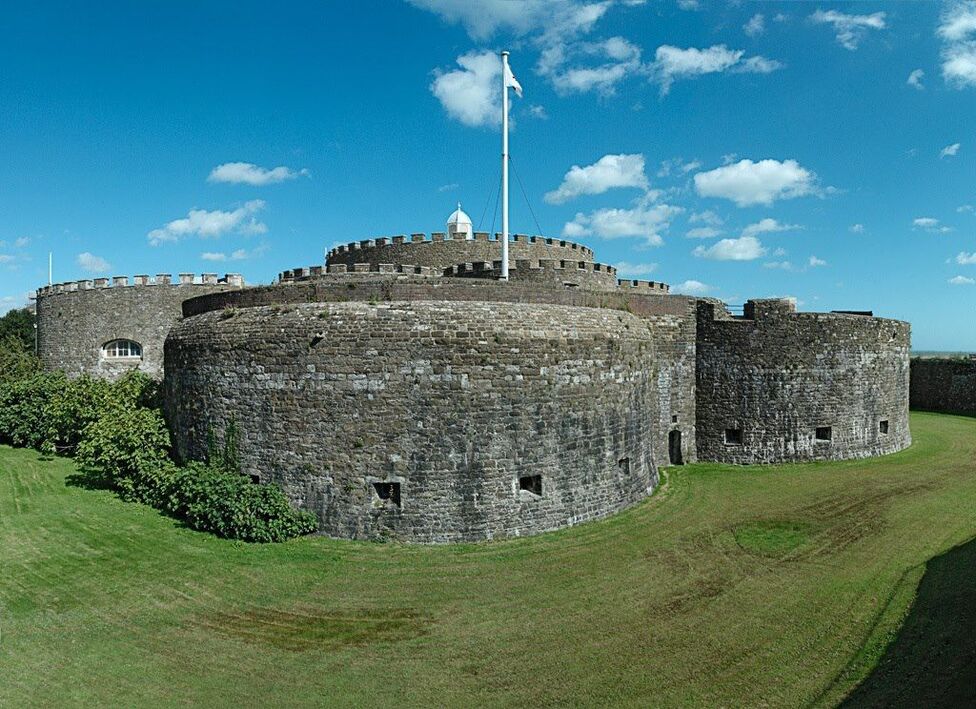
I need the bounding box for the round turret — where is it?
[446,203,473,240]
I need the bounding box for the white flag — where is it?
[505,63,523,98]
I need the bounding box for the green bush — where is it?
[0,372,64,449]
[75,406,172,486]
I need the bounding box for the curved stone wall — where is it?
[35,274,243,380]
[444,258,619,291]
[164,300,665,542]
[910,358,976,415]
[325,232,594,272]
[695,299,911,463]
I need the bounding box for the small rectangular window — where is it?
[725,428,743,445]
[249,474,260,484]
[671,415,678,423]
[519,474,542,497]
[372,482,401,507]
[879,420,889,434]
[816,426,832,441]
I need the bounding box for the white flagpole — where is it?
[501,50,510,281]
[48,252,53,285]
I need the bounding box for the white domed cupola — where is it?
[446,202,474,240]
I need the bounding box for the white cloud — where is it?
[407,0,610,42]
[849,223,865,233]
[693,235,766,261]
[203,247,264,262]
[208,162,308,186]
[763,260,794,271]
[685,227,722,239]
[613,261,658,277]
[690,210,723,226]
[431,50,502,128]
[958,204,975,213]
[671,279,712,295]
[744,13,765,37]
[201,252,227,262]
[545,153,649,204]
[940,142,961,158]
[741,217,801,237]
[649,44,783,94]
[938,2,976,88]
[913,217,953,233]
[949,275,976,285]
[148,200,266,246]
[810,9,886,51]
[547,36,643,95]
[808,255,827,267]
[437,183,459,193]
[658,157,701,177]
[693,159,817,207]
[0,255,14,264]
[956,251,976,264]
[14,237,30,248]
[907,69,925,90]
[528,104,548,119]
[677,0,699,10]
[76,252,111,273]
[563,201,681,244]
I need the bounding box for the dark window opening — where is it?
[372,482,401,507]
[725,428,743,445]
[879,420,889,434]
[519,474,542,496]
[249,474,260,484]
[816,426,832,441]
[671,415,678,423]
[617,457,630,475]
[668,430,683,465]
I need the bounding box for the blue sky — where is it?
[1,1,974,350]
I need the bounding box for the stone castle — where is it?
[34,207,912,542]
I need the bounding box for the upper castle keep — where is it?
[34,209,912,543]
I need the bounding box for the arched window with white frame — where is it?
[101,339,143,359]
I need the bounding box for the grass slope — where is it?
[1,412,975,707]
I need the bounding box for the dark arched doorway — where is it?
[668,430,683,465]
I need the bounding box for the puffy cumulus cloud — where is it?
[563,201,681,244]
[671,279,712,295]
[808,255,827,267]
[763,260,794,271]
[741,217,801,237]
[810,9,886,51]
[208,162,308,186]
[949,275,975,285]
[693,159,817,207]
[613,261,658,277]
[907,69,926,90]
[685,226,722,239]
[940,142,961,158]
[201,248,261,262]
[744,13,765,37]
[693,235,766,261]
[545,153,649,203]
[956,251,976,264]
[430,51,502,128]
[689,209,723,226]
[938,2,976,88]
[958,204,975,213]
[76,252,111,273]
[657,157,701,177]
[407,0,611,42]
[913,217,953,233]
[148,200,266,246]
[545,36,643,95]
[649,44,782,94]
[201,252,227,262]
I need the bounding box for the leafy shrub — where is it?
[76,406,171,487]
[0,335,40,386]
[0,372,65,449]
[163,463,317,543]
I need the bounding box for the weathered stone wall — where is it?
[695,299,911,463]
[35,274,243,380]
[181,275,701,467]
[165,301,674,542]
[445,258,620,291]
[324,232,595,272]
[910,358,976,415]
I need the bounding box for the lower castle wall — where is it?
[696,300,911,463]
[164,301,677,542]
[910,358,976,415]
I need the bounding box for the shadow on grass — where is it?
[64,466,115,492]
[842,536,976,708]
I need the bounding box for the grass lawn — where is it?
[1,411,975,707]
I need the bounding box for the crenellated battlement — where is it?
[443,259,617,278]
[277,263,439,282]
[35,273,244,297]
[616,279,670,293]
[327,232,595,260]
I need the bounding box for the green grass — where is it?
[1,411,975,707]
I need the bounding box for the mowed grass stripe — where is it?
[0,411,974,707]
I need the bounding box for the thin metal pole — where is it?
[500,50,510,281]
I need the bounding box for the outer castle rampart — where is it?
[34,228,912,543]
[34,273,244,380]
[910,358,976,416]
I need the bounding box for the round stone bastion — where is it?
[164,298,663,543]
